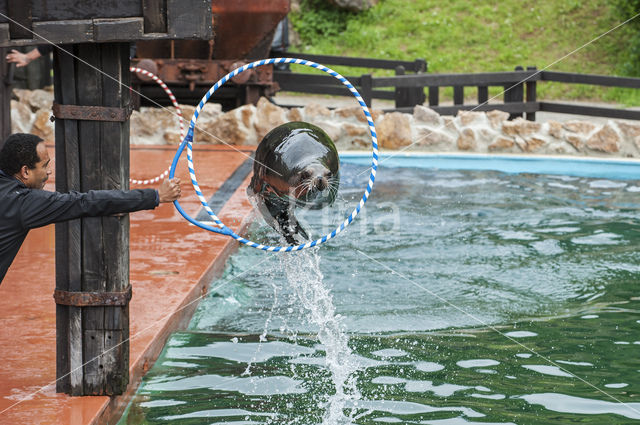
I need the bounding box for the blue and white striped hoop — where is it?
[169,57,379,252]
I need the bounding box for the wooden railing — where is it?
[275,55,640,121]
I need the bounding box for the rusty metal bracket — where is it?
[53,285,132,307]
[52,102,133,122]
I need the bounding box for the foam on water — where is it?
[281,249,361,424]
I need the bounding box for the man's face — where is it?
[24,142,51,189]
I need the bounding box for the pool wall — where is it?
[340,152,640,180]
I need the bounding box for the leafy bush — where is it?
[611,0,640,76]
[291,0,355,46]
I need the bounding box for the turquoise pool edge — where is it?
[339,152,640,180]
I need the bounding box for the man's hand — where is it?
[158,178,181,203]
[5,49,41,68]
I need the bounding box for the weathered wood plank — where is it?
[54,44,83,394]
[7,0,32,39]
[94,18,143,42]
[287,52,428,72]
[413,101,540,116]
[32,1,142,21]
[0,48,10,144]
[541,71,640,88]
[538,102,640,120]
[33,20,93,44]
[143,0,167,33]
[167,0,212,39]
[373,71,540,88]
[100,43,130,394]
[75,43,106,395]
[0,24,9,43]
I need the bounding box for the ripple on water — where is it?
[589,180,627,189]
[521,365,573,378]
[504,331,538,338]
[520,393,640,420]
[456,359,500,368]
[371,348,408,358]
[415,361,445,372]
[571,232,622,245]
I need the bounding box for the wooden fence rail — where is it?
[275,56,640,121]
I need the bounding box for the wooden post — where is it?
[526,66,537,121]
[0,48,13,145]
[360,74,373,108]
[394,65,425,109]
[453,86,464,105]
[54,42,131,396]
[428,86,439,107]
[478,86,488,105]
[505,65,524,120]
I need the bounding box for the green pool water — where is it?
[119,161,640,424]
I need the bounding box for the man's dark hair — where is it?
[0,133,44,176]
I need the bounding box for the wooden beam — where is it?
[94,18,143,42]
[167,0,212,39]
[7,0,32,40]
[54,43,132,396]
[143,0,167,33]
[33,20,93,44]
[0,48,11,145]
[54,44,82,395]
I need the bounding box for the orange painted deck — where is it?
[0,144,256,425]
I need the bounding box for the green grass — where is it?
[290,0,640,105]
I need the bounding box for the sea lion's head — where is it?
[251,122,340,209]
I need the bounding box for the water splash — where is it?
[281,249,361,425]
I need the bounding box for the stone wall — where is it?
[10,88,640,158]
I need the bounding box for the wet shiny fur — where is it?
[247,122,340,244]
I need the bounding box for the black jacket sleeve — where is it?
[19,188,159,229]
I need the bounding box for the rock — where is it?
[179,104,196,123]
[413,105,441,126]
[458,110,484,126]
[486,110,509,129]
[377,112,412,149]
[416,127,455,149]
[13,88,53,112]
[343,122,368,137]
[616,121,640,148]
[163,131,182,145]
[315,121,343,143]
[547,121,563,139]
[27,89,53,112]
[457,128,476,150]
[10,100,33,133]
[303,103,332,120]
[502,117,541,136]
[586,123,620,153]
[523,136,546,152]
[287,107,304,122]
[514,135,527,152]
[254,97,287,140]
[565,134,584,150]
[335,105,383,123]
[31,109,54,142]
[563,120,596,134]
[488,136,515,151]
[205,109,255,145]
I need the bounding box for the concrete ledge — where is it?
[0,145,256,425]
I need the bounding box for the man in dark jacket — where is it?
[0,133,182,283]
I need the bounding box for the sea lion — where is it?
[247,121,340,245]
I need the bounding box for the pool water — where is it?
[119,160,640,424]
